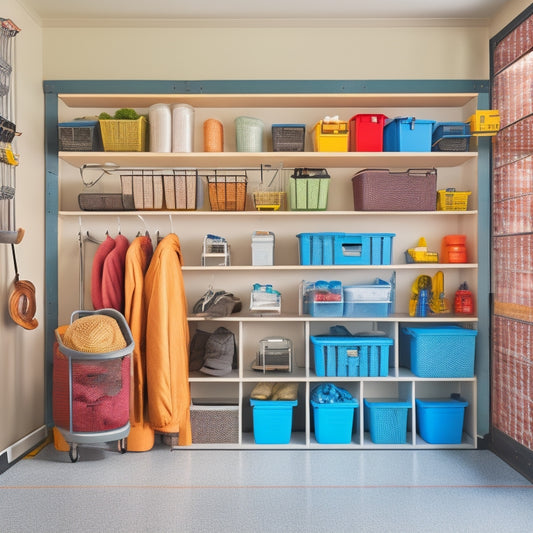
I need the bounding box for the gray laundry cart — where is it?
[53,309,134,462]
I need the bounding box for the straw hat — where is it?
[63,314,127,353]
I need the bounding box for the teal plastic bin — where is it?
[311,399,359,444]
[400,326,477,377]
[416,397,468,444]
[364,399,411,444]
[250,399,297,444]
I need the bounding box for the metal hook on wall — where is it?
[168,214,174,234]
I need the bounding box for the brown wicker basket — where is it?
[352,168,437,211]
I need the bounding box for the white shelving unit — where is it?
[57,92,479,449]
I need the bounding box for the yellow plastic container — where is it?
[313,120,349,151]
[468,110,500,136]
[99,116,147,152]
[437,189,472,211]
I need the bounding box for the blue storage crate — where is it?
[432,122,471,152]
[400,326,477,378]
[416,397,468,444]
[384,117,435,152]
[311,399,359,444]
[250,399,297,444]
[311,336,393,377]
[297,232,394,266]
[297,232,335,265]
[364,399,411,444]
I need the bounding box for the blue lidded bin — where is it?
[384,117,435,152]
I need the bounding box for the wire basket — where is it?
[163,169,198,210]
[252,191,287,211]
[432,123,470,152]
[58,121,101,151]
[0,115,15,143]
[99,116,147,152]
[437,189,471,211]
[0,58,12,97]
[120,171,163,210]
[207,172,247,211]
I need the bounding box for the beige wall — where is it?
[42,21,489,80]
[490,0,531,36]
[0,1,45,454]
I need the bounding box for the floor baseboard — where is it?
[490,428,533,483]
[0,425,49,475]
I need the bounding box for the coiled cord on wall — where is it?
[8,242,38,330]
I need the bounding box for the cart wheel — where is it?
[118,438,127,454]
[69,444,79,463]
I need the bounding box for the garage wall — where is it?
[42,21,489,80]
[490,0,532,37]
[0,0,45,458]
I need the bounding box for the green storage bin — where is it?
[289,168,330,210]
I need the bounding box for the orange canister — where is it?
[441,234,467,263]
[203,118,224,152]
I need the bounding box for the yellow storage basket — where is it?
[99,116,147,152]
[437,189,471,211]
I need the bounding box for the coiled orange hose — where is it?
[8,241,38,330]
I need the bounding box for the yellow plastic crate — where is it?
[407,249,439,263]
[313,120,349,151]
[468,110,500,136]
[437,189,471,211]
[99,116,147,152]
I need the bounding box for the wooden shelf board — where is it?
[59,92,478,109]
[60,210,478,217]
[59,150,477,169]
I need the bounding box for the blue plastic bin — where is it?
[416,397,468,444]
[343,279,393,318]
[311,399,359,444]
[250,399,297,444]
[384,117,435,152]
[297,232,394,266]
[364,399,411,444]
[400,326,477,377]
[311,336,393,377]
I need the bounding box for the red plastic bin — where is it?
[349,114,387,152]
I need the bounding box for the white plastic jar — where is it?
[148,103,171,152]
[171,103,194,152]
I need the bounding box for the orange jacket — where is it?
[124,235,153,423]
[144,233,191,445]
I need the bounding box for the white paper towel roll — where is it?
[149,103,172,152]
[172,103,194,152]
